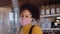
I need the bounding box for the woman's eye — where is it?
[26,16,29,18]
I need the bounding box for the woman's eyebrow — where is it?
[26,14,31,16]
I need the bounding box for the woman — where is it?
[16,3,42,34]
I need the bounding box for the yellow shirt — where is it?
[16,24,42,34]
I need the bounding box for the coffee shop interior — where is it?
[0,0,60,34]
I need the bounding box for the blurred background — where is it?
[0,0,60,34]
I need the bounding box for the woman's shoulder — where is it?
[32,25,42,34]
[33,25,41,29]
[33,24,40,27]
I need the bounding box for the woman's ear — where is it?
[31,18,33,21]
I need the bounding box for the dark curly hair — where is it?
[20,3,40,20]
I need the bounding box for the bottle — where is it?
[51,4,55,14]
[46,5,50,15]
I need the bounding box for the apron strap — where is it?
[29,25,35,34]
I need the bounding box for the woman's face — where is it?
[19,10,32,26]
[21,10,32,19]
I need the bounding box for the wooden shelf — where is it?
[40,14,60,17]
[42,28,60,30]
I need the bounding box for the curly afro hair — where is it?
[20,3,40,20]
